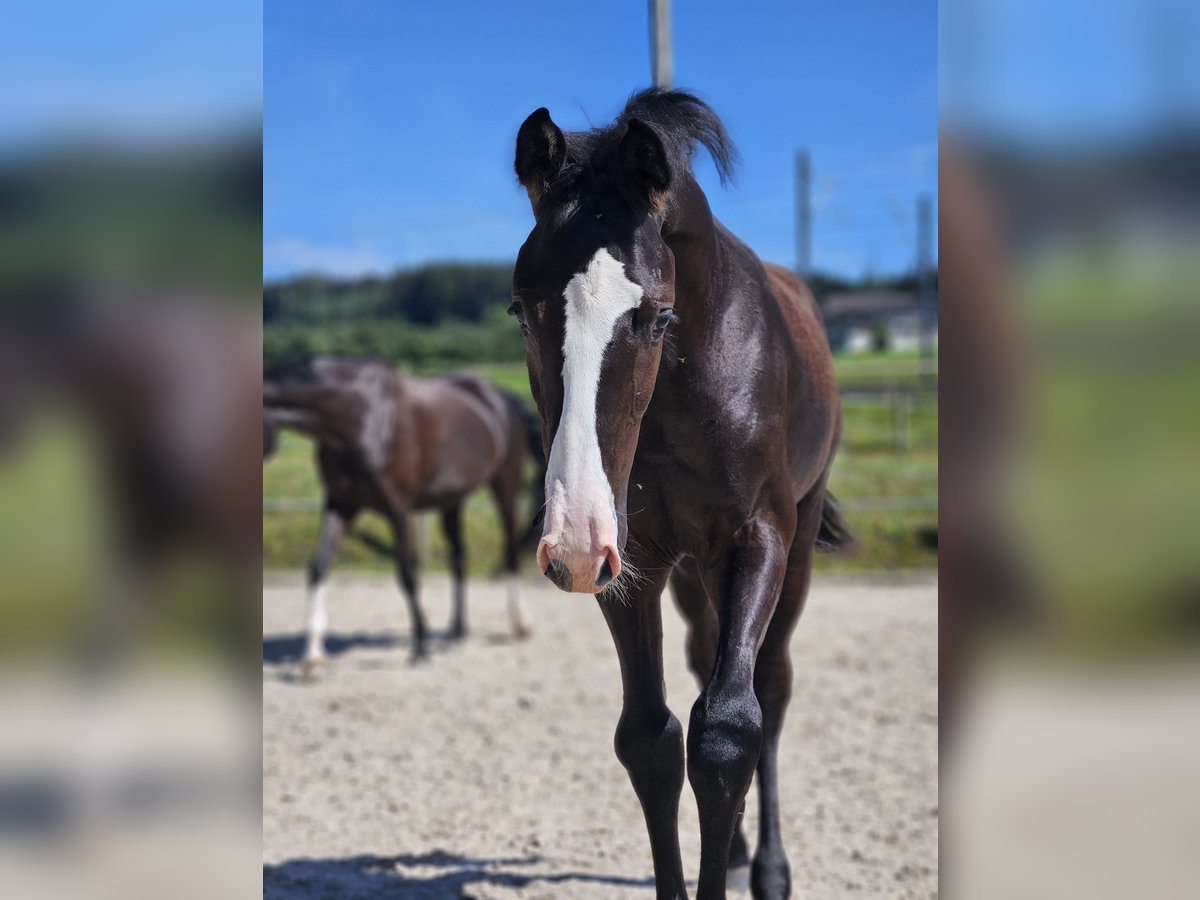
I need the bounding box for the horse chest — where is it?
[640,377,772,481]
[632,426,750,533]
[632,377,787,554]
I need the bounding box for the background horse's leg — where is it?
[603,566,689,900]
[386,507,427,661]
[490,476,529,639]
[749,488,824,900]
[303,502,352,677]
[670,557,752,890]
[439,504,468,639]
[690,516,793,900]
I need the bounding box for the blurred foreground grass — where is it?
[0,415,246,660]
[263,353,939,577]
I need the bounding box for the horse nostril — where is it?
[596,558,614,587]
[545,558,572,591]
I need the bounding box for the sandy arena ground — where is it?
[263,574,937,899]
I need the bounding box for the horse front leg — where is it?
[750,488,826,900]
[670,557,752,891]
[302,502,352,678]
[689,516,791,900]
[600,565,689,900]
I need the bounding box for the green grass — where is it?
[470,362,535,397]
[263,352,937,575]
[834,351,939,391]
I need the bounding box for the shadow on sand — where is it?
[262,632,405,666]
[263,850,657,898]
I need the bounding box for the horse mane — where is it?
[566,88,739,187]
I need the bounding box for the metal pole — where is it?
[916,192,935,369]
[795,149,811,278]
[649,0,674,88]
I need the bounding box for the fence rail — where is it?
[264,386,938,517]
[841,387,935,455]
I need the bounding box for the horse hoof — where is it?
[409,649,430,667]
[726,863,751,893]
[447,626,466,642]
[513,624,531,641]
[300,658,325,682]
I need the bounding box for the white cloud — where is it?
[264,237,388,278]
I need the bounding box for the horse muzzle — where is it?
[537,530,621,594]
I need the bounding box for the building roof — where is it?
[820,291,919,321]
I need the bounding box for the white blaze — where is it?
[543,248,643,549]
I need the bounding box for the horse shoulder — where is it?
[761,263,841,495]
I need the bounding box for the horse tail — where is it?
[263,412,280,460]
[816,491,852,552]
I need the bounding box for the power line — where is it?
[916,192,937,364]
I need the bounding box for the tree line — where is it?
[263,263,932,371]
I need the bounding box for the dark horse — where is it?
[512,89,847,899]
[263,356,545,667]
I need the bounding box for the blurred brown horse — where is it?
[263,356,545,667]
[0,300,263,672]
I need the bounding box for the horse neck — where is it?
[662,176,724,338]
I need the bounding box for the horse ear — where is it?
[619,118,671,204]
[515,107,566,211]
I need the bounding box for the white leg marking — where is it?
[506,573,529,638]
[304,583,329,661]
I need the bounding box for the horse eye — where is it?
[507,302,529,332]
[652,308,678,338]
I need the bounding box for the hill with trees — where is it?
[263,263,930,371]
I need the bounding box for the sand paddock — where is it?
[263,574,937,898]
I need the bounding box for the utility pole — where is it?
[795,149,812,278]
[916,192,936,370]
[649,0,673,88]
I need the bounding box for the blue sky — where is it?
[265,1,938,280]
[4,2,1191,281]
[1,1,261,144]
[940,0,1200,143]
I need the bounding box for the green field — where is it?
[263,354,938,577]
